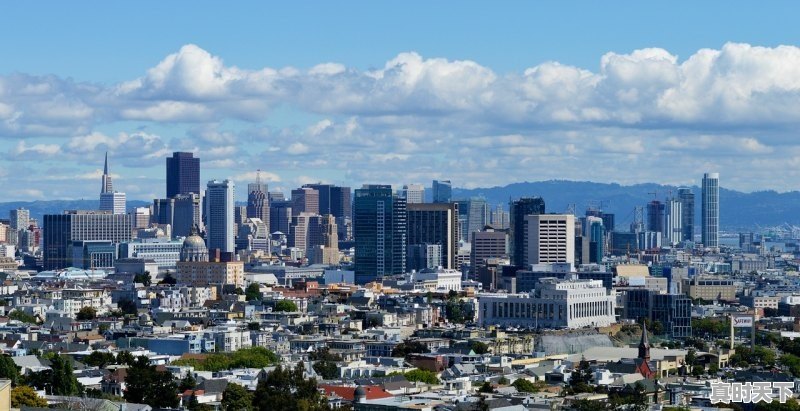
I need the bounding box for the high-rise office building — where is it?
[588,217,604,263]
[353,185,407,284]
[665,198,683,246]
[291,187,320,216]
[406,203,459,270]
[269,199,292,235]
[303,184,351,240]
[432,180,452,203]
[289,212,322,257]
[99,153,126,215]
[702,172,720,249]
[166,152,200,198]
[646,200,665,234]
[678,188,695,242]
[152,194,202,238]
[246,175,270,229]
[525,214,575,267]
[470,228,508,277]
[43,211,132,270]
[401,184,425,204]
[490,205,509,229]
[205,180,235,253]
[131,207,151,229]
[9,208,29,231]
[456,198,490,242]
[307,214,339,265]
[509,197,546,267]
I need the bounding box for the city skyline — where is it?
[3,3,800,200]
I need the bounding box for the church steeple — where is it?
[638,320,651,361]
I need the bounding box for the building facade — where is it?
[43,211,132,270]
[702,172,720,248]
[166,152,200,198]
[353,185,407,284]
[406,203,459,270]
[509,197,545,267]
[525,214,575,268]
[206,180,235,253]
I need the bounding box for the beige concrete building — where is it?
[176,260,245,288]
[525,214,575,268]
[683,276,736,301]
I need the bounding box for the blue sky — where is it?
[3,2,800,200]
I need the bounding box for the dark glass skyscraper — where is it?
[646,200,665,233]
[432,180,452,203]
[353,185,407,284]
[509,197,545,267]
[166,152,200,198]
[678,187,695,242]
[406,203,459,270]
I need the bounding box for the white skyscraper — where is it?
[401,184,425,204]
[525,214,575,268]
[702,172,720,249]
[665,198,683,246]
[206,179,235,253]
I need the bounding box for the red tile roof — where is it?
[319,385,393,401]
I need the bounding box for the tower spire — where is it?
[638,320,651,361]
[256,169,261,185]
[101,151,113,194]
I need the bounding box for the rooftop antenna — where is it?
[256,169,262,185]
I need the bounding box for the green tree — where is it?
[116,350,136,366]
[124,356,180,408]
[391,340,429,358]
[392,369,439,384]
[782,353,800,377]
[755,398,800,411]
[567,359,594,394]
[222,382,254,411]
[160,272,177,285]
[11,385,48,408]
[570,398,609,411]
[311,348,342,380]
[497,376,509,385]
[50,354,82,395]
[8,310,38,324]
[685,349,696,367]
[248,322,261,331]
[274,299,298,312]
[171,347,279,372]
[252,363,329,411]
[82,351,116,368]
[512,379,545,393]
[0,355,21,386]
[470,341,490,355]
[76,306,97,321]
[245,283,263,301]
[179,372,197,392]
[478,381,494,393]
[117,298,138,315]
[134,272,152,286]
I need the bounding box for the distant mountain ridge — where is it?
[1,180,798,229]
[448,180,800,230]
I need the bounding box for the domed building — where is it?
[180,226,208,262]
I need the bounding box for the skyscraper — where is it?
[646,200,665,234]
[406,203,459,270]
[166,152,200,198]
[432,180,452,203]
[702,172,720,249]
[303,184,352,239]
[509,197,545,267]
[401,184,425,204]
[9,208,29,231]
[353,185,407,284]
[269,199,292,235]
[291,187,320,216]
[246,176,270,232]
[678,188,695,242]
[525,214,575,267]
[100,152,112,194]
[99,153,126,214]
[665,198,683,246]
[206,180,235,253]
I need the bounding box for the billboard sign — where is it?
[733,316,754,328]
